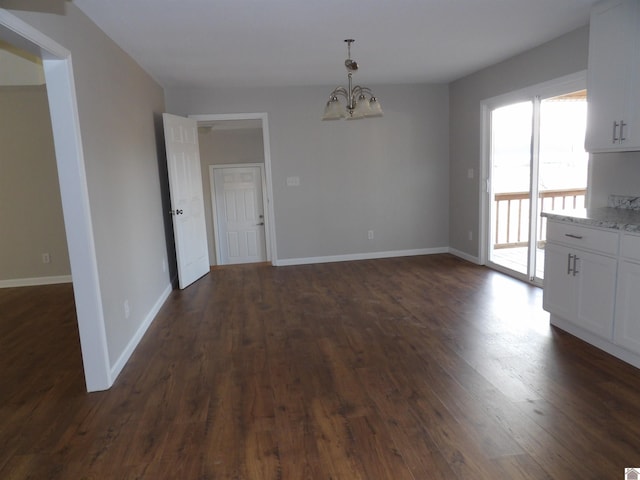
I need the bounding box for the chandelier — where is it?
[322,39,383,120]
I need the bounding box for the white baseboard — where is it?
[0,275,73,288]
[109,282,173,382]
[448,248,482,265]
[274,247,449,267]
[550,314,640,371]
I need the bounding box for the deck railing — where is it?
[494,188,586,249]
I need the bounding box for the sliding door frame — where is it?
[479,71,588,284]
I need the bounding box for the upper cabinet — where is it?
[585,0,640,152]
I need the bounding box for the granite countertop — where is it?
[542,207,640,233]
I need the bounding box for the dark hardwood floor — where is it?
[2,254,640,479]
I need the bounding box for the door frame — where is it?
[0,10,111,391]
[479,71,588,284]
[190,113,278,265]
[209,163,270,265]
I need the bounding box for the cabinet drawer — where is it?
[547,221,619,255]
[621,233,640,261]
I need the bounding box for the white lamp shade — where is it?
[367,97,383,117]
[322,98,347,120]
[352,95,373,118]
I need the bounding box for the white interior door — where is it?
[162,113,210,289]
[212,166,267,265]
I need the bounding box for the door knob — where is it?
[255,222,265,226]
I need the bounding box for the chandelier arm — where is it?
[352,85,375,97]
[329,87,349,102]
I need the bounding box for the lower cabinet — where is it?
[543,222,640,368]
[543,242,617,339]
[613,244,640,352]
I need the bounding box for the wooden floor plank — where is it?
[3,255,640,478]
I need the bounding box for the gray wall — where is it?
[449,26,590,259]
[8,5,170,368]
[0,85,70,281]
[198,127,265,263]
[167,84,450,261]
[198,127,264,166]
[589,151,640,207]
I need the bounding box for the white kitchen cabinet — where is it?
[543,243,577,322]
[542,212,640,369]
[543,242,617,339]
[585,0,640,152]
[613,234,640,352]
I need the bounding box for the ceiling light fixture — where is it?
[322,39,383,121]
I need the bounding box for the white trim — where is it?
[0,275,73,288]
[190,113,278,265]
[480,71,587,112]
[0,10,111,392]
[208,163,270,265]
[208,167,223,264]
[479,102,490,266]
[550,314,640,370]
[275,247,448,267]
[448,248,481,265]
[191,113,265,122]
[529,95,543,282]
[0,10,68,58]
[110,283,173,381]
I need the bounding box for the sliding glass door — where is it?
[484,75,588,285]
[489,100,533,277]
[535,92,588,280]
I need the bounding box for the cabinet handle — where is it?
[567,253,574,275]
[565,233,583,239]
[573,255,579,276]
[613,121,619,143]
[620,120,627,142]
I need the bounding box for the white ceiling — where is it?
[72,0,599,89]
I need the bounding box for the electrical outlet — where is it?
[42,253,50,264]
[467,168,474,179]
[162,258,167,273]
[286,176,300,186]
[468,230,473,241]
[124,300,130,319]
[368,230,374,240]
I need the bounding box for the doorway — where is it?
[0,40,71,286]
[191,113,277,266]
[481,72,588,285]
[0,11,110,391]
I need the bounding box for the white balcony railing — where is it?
[494,188,586,249]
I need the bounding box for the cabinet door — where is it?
[585,0,640,152]
[543,243,575,321]
[573,250,617,339]
[544,243,617,339]
[614,261,640,352]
